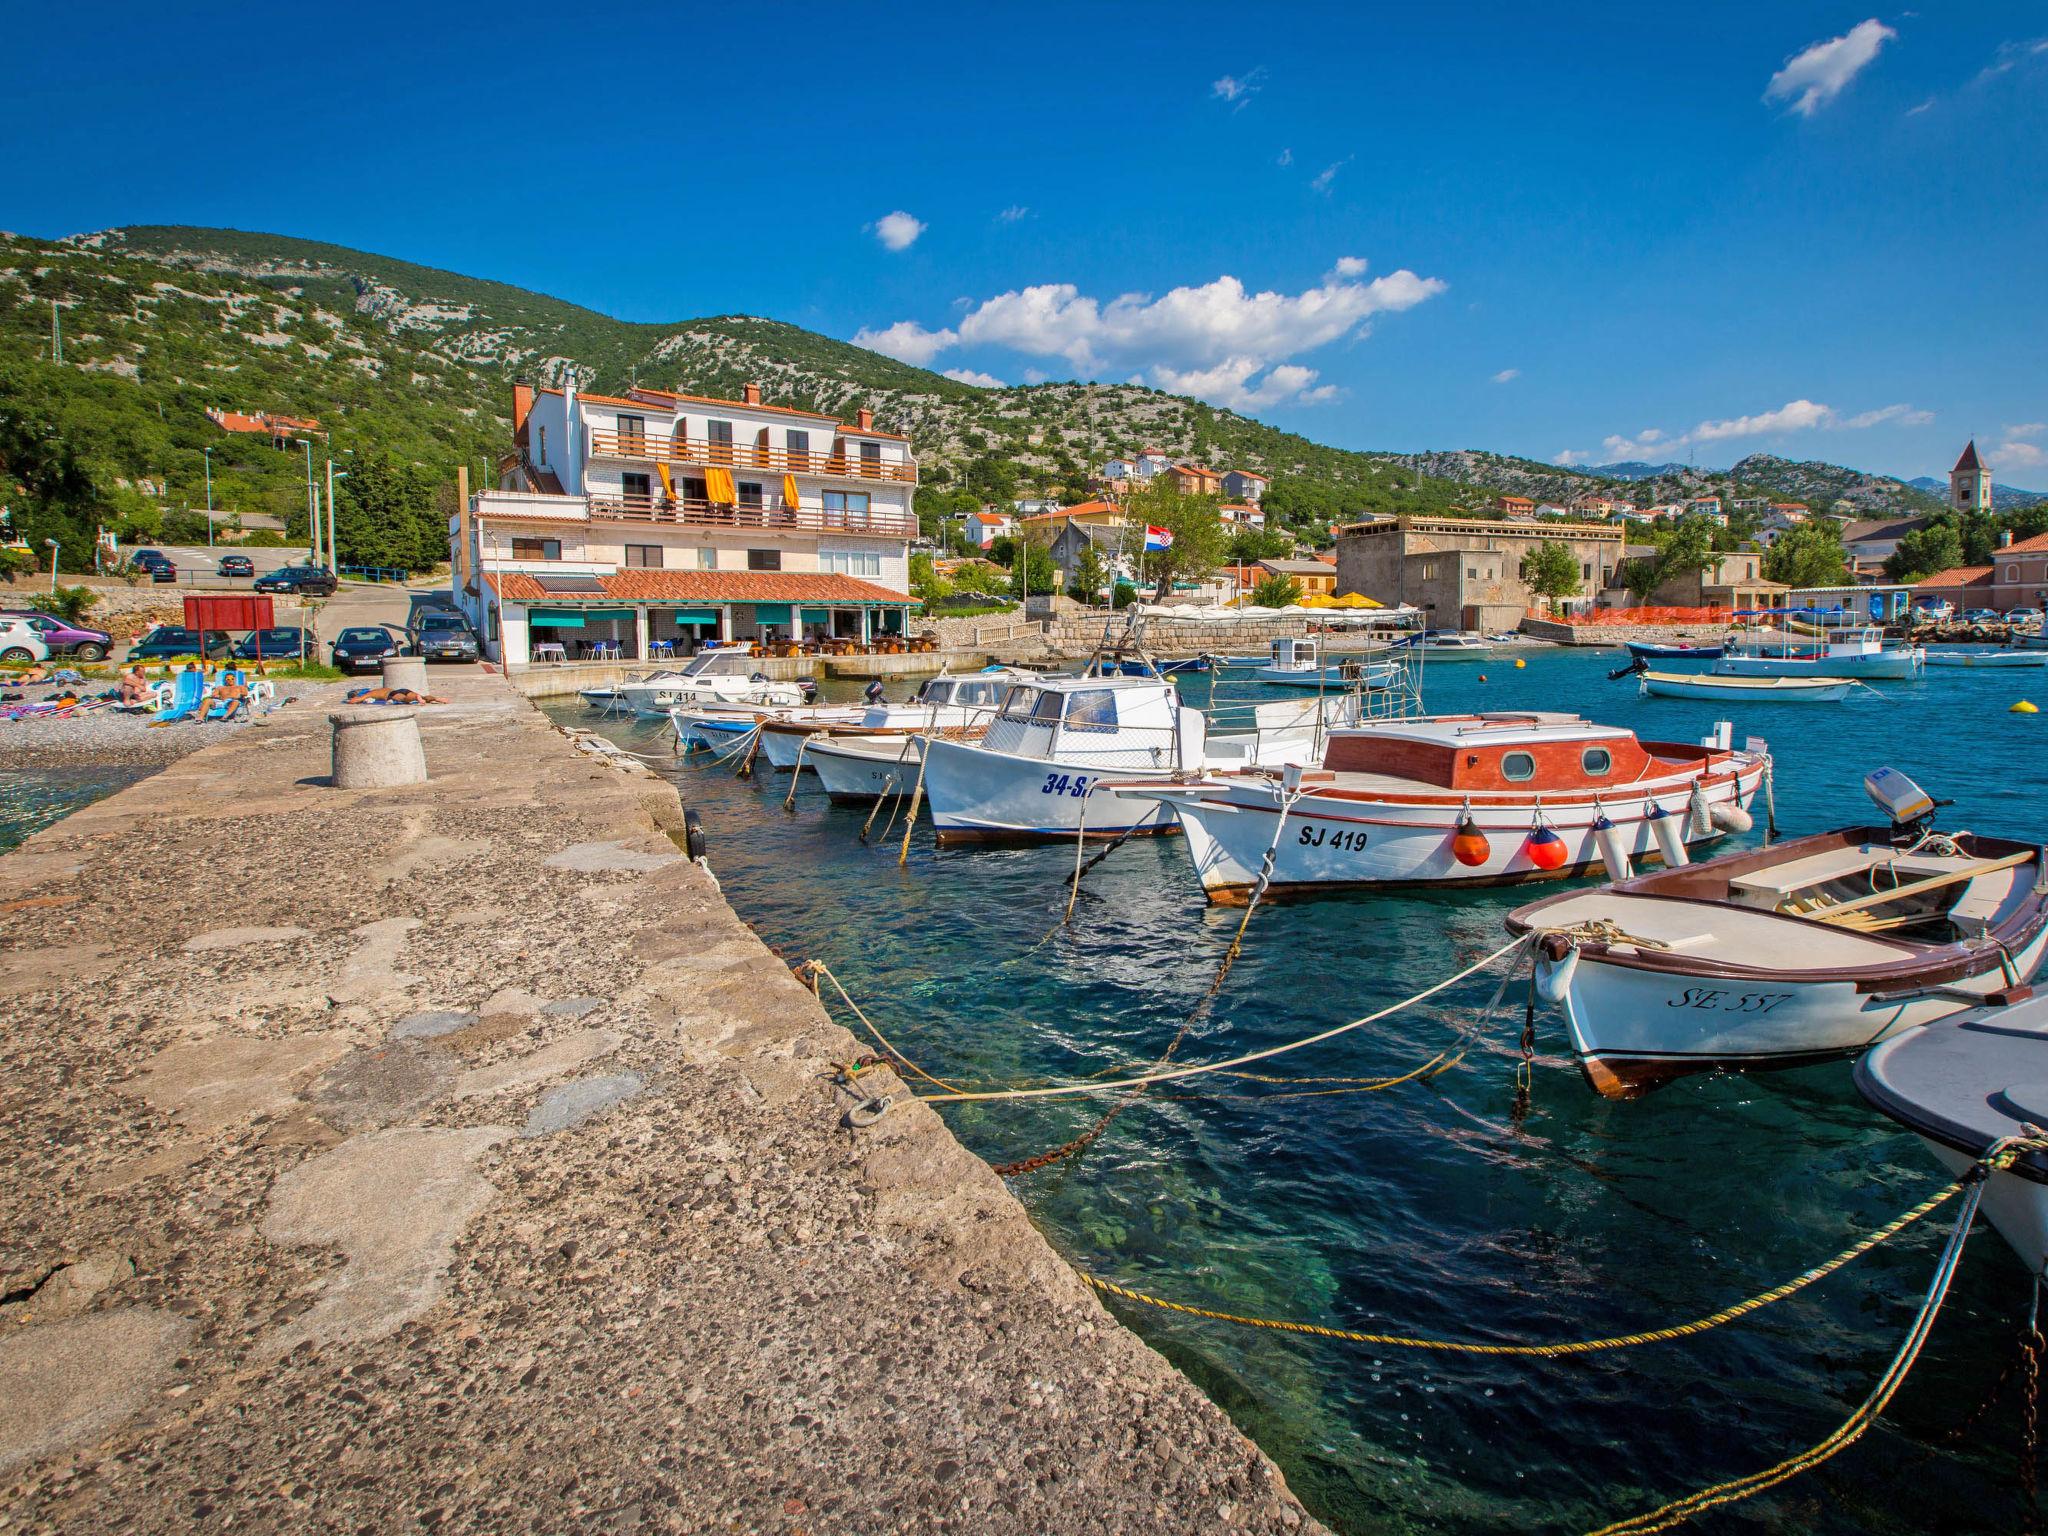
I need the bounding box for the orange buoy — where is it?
[1525,824,1570,871]
[1477,673,1488,682]
[1451,813,1491,867]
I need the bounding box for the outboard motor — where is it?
[1865,767,1948,845]
[800,677,820,703]
[864,680,886,704]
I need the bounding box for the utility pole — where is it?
[202,447,215,548]
[296,440,317,564]
[325,461,347,573]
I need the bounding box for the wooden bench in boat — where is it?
[1727,845,1964,909]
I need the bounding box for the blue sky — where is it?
[6,2,2045,483]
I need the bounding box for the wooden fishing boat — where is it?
[748,670,1031,770]
[1121,713,1766,902]
[1250,637,1401,690]
[1639,670,1853,702]
[1624,640,1726,661]
[1920,649,2048,669]
[1507,772,2048,1098]
[1856,997,2048,1276]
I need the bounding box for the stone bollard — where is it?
[330,707,428,788]
[380,655,430,694]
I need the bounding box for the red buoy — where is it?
[1451,814,1491,867]
[1525,824,1569,871]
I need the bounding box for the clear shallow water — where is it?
[0,765,148,853]
[550,648,2048,1534]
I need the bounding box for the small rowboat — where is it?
[1625,640,1725,660]
[1639,670,1852,702]
[1507,771,2048,1097]
[1921,650,2048,669]
[1856,997,2048,1277]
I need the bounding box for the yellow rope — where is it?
[1084,1179,1960,1358]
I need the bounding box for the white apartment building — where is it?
[454,380,919,664]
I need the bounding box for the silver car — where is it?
[409,611,481,663]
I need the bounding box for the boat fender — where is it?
[1525,822,1570,871]
[1591,812,1634,882]
[1451,811,1491,867]
[684,808,707,862]
[1534,942,1580,1004]
[1686,782,1713,839]
[1710,802,1754,834]
[1647,802,1690,868]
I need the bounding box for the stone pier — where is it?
[0,672,1316,1533]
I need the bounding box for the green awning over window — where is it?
[799,608,831,623]
[660,608,720,624]
[580,608,637,621]
[752,604,792,624]
[529,608,586,628]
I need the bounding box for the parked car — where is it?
[232,626,309,661]
[129,550,177,583]
[409,609,481,663]
[2007,607,2043,629]
[1962,608,2003,627]
[0,618,52,665]
[0,612,112,661]
[128,625,232,660]
[217,554,255,579]
[331,626,403,673]
[253,564,338,597]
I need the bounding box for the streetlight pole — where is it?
[43,539,59,596]
[295,439,317,565]
[325,462,348,573]
[202,446,214,549]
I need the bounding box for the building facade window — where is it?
[860,441,882,472]
[682,476,708,504]
[537,426,547,465]
[616,414,645,450]
[625,544,663,568]
[822,489,872,524]
[511,538,561,561]
[694,548,718,570]
[746,548,781,571]
[707,420,734,462]
[737,481,764,508]
[787,429,810,462]
[621,471,652,504]
[821,549,884,578]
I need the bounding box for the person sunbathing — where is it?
[117,667,154,705]
[344,685,444,705]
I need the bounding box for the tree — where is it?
[1885,524,1965,583]
[950,560,1008,595]
[962,455,1019,504]
[1070,544,1109,604]
[332,454,445,572]
[1761,522,1848,588]
[909,552,950,606]
[1522,541,1582,612]
[1124,478,1231,599]
[1009,538,1059,598]
[1249,573,1303,608]
[1228,526,1296,563]
[1621,519,1715,603]
[28,586,100,624]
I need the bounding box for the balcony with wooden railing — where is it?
[586,429,918,484]
[586,493,917,537]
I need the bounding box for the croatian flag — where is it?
[1143,525,1174,551]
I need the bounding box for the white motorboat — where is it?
[1921,649,2048,669]
[753,670,1032,770]
[1639,670,1853,703]
[612,651,811,716]
[918,674,1345,843]
[1125,713,1765,903]
[805,732,939,803]
[1393,630,1494,662]
[1717,626,1922,680]
[1251,637,1402,690]
[1856,997,2048,1277]
[1506,769,2048,1098]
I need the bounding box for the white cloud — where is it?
[1310,157,1352,194]
[941,367,1006,389]
[1976,36,2048,85]
[1491,368,1520,384]
[851,318,957,365]
[852,257,1445,415]
[1994,441,2047,471]
[1558,397,1935,466]
[2007,423,2047,439]
[1906,96,1935,116]
[1150,358,1340,411]
[1765,19,1896,117]
[1212,69,1264,106]
[1277,148,1293,166]
[996,205,1029,223]
[1554,450,1596,467]
[870,210,926,251]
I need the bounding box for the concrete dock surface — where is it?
[0,672,1317,1533]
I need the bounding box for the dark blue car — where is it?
[331,626,402,673]
[232,626,308,660]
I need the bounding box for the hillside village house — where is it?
[456,381,917,663]
[1497,495,1535,516]
[1219,502,1267,530]
[206,407,324,447]
[1222,469,1268,503]
[1257,557,1339,597]
[963,509,1013,549]
[1336,515,1625,631]
[1913,531,2048,615]
[1161,464,1224,497]
[1841,515,1930,578]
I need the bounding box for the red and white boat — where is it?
[1110,712,1768,903]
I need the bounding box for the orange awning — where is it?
[705,467,737,504]
[783,474,801,511]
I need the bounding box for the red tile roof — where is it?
[484,571,910,604]
[1022,500,1123,523]
[2004,532,2048,555]
[1912,565,1993,592]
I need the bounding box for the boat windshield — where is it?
[997,687,1065,724]
[681,652,750,677]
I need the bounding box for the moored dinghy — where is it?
[1638,670,1854,703]
[1855,997,2048,1276]
[1507,769,2048,1098]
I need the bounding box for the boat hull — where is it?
[806,737,925,803]
[1924,1145,2048,1276]
[1157,764,1762,902]
[1640,673,1851,702]
[1625,642,1725,660]
[1717,651,1921,679]
[919,737,1180,842]
[1922,650,2048,669]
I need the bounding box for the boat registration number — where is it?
[1297,825,1368,851]
[1666,987,1795,1014]
[1041,772,1093,798]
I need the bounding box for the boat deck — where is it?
[1515,890,1916,967]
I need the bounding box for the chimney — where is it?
[743,382,762,406]
[856,407,874,431]
[2002,528,2015,549]
[512,381,535,441]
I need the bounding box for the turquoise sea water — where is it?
[0,765,147,854]
[566,649,2041,1533]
